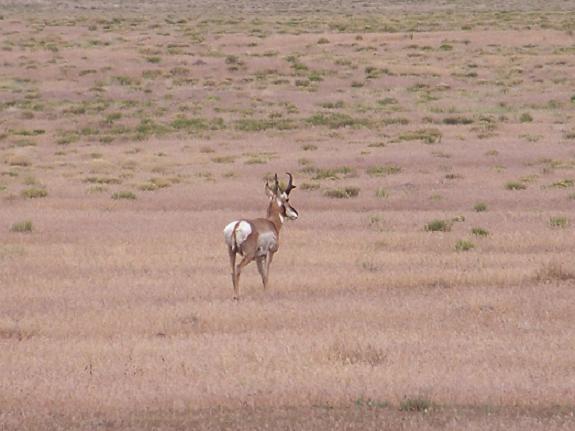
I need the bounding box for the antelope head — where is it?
[265,173,299,221]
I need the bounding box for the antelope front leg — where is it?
[256,256,267,290]
[264,252,274,290]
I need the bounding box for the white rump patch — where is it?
[224,220,252,250]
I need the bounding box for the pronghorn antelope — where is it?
[224,173,299,300]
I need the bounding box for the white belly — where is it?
[224,220,252,250]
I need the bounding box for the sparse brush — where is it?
[324,186,360,199]
[375,187,387,198]
[111,191,136,200]
[328,341,386,366]
[474,202,487,212]
[519,112,533,123]
[399,397,433,412]
[10,220,32,233]
[211,156,235,164]
[534,261,575,282]
[313,167,355,180]
[472,227,489,236]
[455,239,475,251]
[306,112,368,129]
[550,179,574,188]
[443,116,473,125]
[425,219,452,232]
[505,181,526,190]
[398,128,442,144]
[367,165,401,177]
[21,188,47,199]
[300,182,320,191]
[549,216,568,229]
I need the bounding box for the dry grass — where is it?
[1,0,575,429]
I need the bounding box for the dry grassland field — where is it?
[1,0,575,429]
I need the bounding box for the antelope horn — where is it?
[285,172,296,195]
[273,173,280,194]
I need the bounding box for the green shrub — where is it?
[443,116,473,125]
[424,219,451,232]
[367,165,401,177]
[21,188,47,199]
[550,179,574,188]
[471,227,489,236]
[455,240,475,251]
[505,181,527,190]
[398,128,442,144]
[549,216,568,229]
[111,191,136,200]
[375,187,387,198]
[399,397,432,412]
[324,186,360,199]
[10,220,32,232]
[473,202,487,212]
[306,112,367,129]
[300,182,320,191]
[519,112,533,123]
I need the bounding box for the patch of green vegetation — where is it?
[375,187,387,198]
[324,186,360,199]
[549,216,568,229]
[442,116,473,125]
[171,116,225,132]
[355,397,389,409]
[425,219,452,232]
[306,112,368,129]
[366,164,401,177]
[474,202,487,212]
[365,66,390,79]
[455,239,475,251]
[209,154,235,164]
[519,112,533,123]
[146,56,161,64]
[300,182,320,191]
[111,191,136,200]
[235,118,296,131]
[313,166,355,180]
[472,227,489,237]
[319,101,344,109]
[21,188,47,199]
[399,397,433,412]
[244,152,273,165]
[505,181,527,190]
[302,144,318,151]
[550,179,574,188]
[8,156,30,167]
[10,220,32,233]
[113,75,139,86]
[397,128,442,144]
[84,176,121,185]
[135,118,169,140]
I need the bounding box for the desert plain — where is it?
[1,0,575,429]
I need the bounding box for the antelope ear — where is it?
[265,182,275,199]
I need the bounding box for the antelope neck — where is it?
[266,201,284,233]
